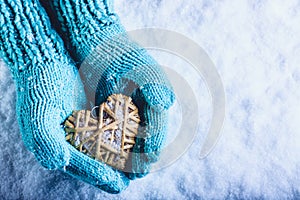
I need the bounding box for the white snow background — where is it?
[1,0,300,199]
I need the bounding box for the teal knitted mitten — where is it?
[41,0,175,179]
[41,0,174,179]
[0,0,129,193]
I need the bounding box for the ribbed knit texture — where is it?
[0,0,129,193]
[41,0,175,110]
[41,0,175,179]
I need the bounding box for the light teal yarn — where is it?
[42,0,175,179]
[126,89,169,179]
[41,0,174,110]
[0,0,129,193]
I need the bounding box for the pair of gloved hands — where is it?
[0,0,174,194]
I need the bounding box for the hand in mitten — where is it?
[41,0,175,179]
[0,0,129,193]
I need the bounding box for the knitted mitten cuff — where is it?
[42,0,175,111]
[41,0,123,62]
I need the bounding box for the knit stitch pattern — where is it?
[0,0,129,193]
[41,0,175,179]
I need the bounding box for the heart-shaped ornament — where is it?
[64,94,140,170]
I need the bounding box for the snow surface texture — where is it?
[1,0,300,199]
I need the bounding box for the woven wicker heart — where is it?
[64,94,140,170]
